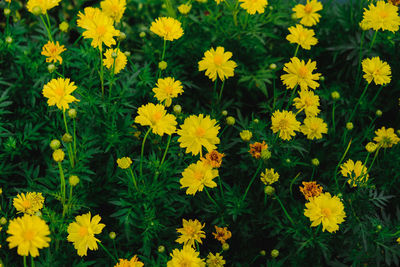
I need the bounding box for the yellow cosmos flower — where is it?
[42,78,80,111]
[240,130,253,142]
[167,245,205,267]
[114,256,144,267]
[103,48,127,74]
[116,157,132,169]
[180,160,218,195]
[176,219,206,247]
[178,4,192,15]
[41,41,66,64]
[6,215,51,257]
[13,192,44,215]
[206,252,226,267]
[152,77,184,107]
[361,0,400,32]
[340,159,369,187]
[271,110,301,141]
[52,149,65,162]
[27,0,61,14]
[292,0,323,27]
[286,24,318,50]
[134,103,177,136]
[300,116,328,140]
[150,17,184,41]
[177,114,220,156]
[260,168,279,185]
[239,0,268,15]
[198,47,237,81]
[373,126,400,148]
[304,192,346,233]
[100,0,126,23]
[67,212,106,257]
[362,57,391,85]
[281,57,321,91]
[293,89,320,117]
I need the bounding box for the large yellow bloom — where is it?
[41,41,66,64]
[286,24,318,50]
[177,114,220,156]
[42,78,80,111]
[100,0,126,23]
[340,159,369,187]
[176,219,206,247]
[239,0,268,15]
[361,0,400,32]
[103,48,127,74]
[167,245,205,267]
[304,192,346,233]
[150,17,184,41]
[292,0,323,27]
[293,89,320,117]
[114,256,144,267]
[6,215,51,257]
[67,212,106,257]
[281,57,321,91]
[152,77,184,107]
[180,160,218,195]
[198,47,237,82]
[13,192,44,215]
[271,110,301,141]
[362,57,391,85]
[27,0,61,14]
[373,126,400,148]
[134,103,177,136]
[300,116,328,140]
[206,252,225,267]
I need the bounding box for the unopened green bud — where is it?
[173,104,182,114]
[59,21,69,32]
[319,76,325,82]
[269,63,277,70]
[221,110,228,116]
[311,158,319,166]
[139,32,146,38]
[5,36,13,44]
[118,32,126,41]
[222,243,230,251]
[32,6,42,15]
[69,175,80,186]
[0,217,7,225]
[375,110,382,117]
[365,142,377,153]
[4,8,11,16]
[62,133,73,143]
[291,13,297,20]
[260,250,266,256]
[48,64,56,73]
[109,232,116,239]
[50,139,61,150]
[253,118,259,124]
[346,122,353,131]
[158,61,167,70]
[68,109,77,118]
[226,116,235,126]
[331,91,340,100]
[158,245,165,253]
[264,186,275,196]
[124,51,131,57]
[111,52,118,58]
[271,249,279,258]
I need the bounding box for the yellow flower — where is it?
[52,149,65,162]
[59,21,69,32]
[13,192,44,215]
[271,110,301,141]
[198,47,237,81]
[239,0,268,15]
[152,77,184,107]
[260,168,279,185]
[202,150,224,168]
[178,4,192,15]
[67,212,106,257]
[299,181,323,200]
[41,41,66,64]
[365,142,378,153]
[240,130,253,142]
[117,157,132,169]
[27,0,61,14]
[42,77,80,111]
[300,116,328,140]
[340,159,369,187]
[293,89,320,117]
[212,226,231,244]
[180,160,218,195]
[215,0,224,4]
[103,48,127,74]
[292,0,323,27]
[304,192,346,233]
[6,215,51,257]
[176,219,206,247]
[114,256,144,267]
[286,24,318,50]
[150,17,184,41]
[361,0,400,32]
[362,57,391,85]
[373,126,400,148]
[177,114,220,156]
[397,237,400,244]
[134,103,177,136]
[206,252,225,267]
[167,245,205,267]
[281,57,321,91]
[100,0,126,23]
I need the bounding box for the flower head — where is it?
[365,142,378,153]
[240,130,253,142]
[293,89,320,117]
[134,103,177,136]
[180,160,218,195]
[114,256,144,267]
[362,57,391,85]
[281,57,321,91]
[153,77,184,107]
[117,157,132,169]
[52,149,65,162]
[103,48,127,74]
[340,159,369,187]
[198,47,237,81]
[13,192,44,215]
[178,4,192,15]
[239,0,268,15]
[100,0,126,23]
[299,181,323,200]
[361,1,400,32]
[286,24,318,50]
[42,78,80,111]
[300,116,328,140]
[271,110,301,140]
[167,245,205,267]
[202,150,224,168]
[212,226,231,244]
[27,0,61,14]
[206,252,226,267]
[249,141,268,159]
[374,126,400,148]
[150,17,183,41]
[176,219,206,247]
[260,168,279,185]
[292,0,323,27]
[41,41,66,64]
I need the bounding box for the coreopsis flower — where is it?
[198,47,237,81]
[27,0,61,14]
[114,256,144,267]
[150,17,184,41]
[300,116,328,140]
[293,89,320,117]
[286,24,318,50]
[117,157,132,169]
[177,114,220,156]
[202,150,224,168]
[152,77,184,107]
[281,57,321,91]
[77,7,120,49]
[103,48,127,74]
[206,252,226,267]
[180,160,218,195]
[361,0,400,32]
[176,219,206,247]
[67,212,106,256]
[167,245,205,267]
[397,237,400,244]
[240,130,253,141]
[249,141,268,159]
[299,181,322,200]
[13,192,44,215]
[340,159,369,187]
[271,110,301,141]
[6,215,51,257]
[52,149,65,162]
[100,0,126,23]
[42,78,80,111]
[178,4,192,15]
[134,103,177,136]
[292,0,323,27]
[260,168,279,185]
[373,126,400,148]
[41,41,66,64]
[239,0,268,15]
[362,57,391,85]
[304,192,346,233]
[212,226,231,244]
[365,142,378,153]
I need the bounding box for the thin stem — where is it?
[348,83,369,123]
[112,239,119,259]
[160,135,172,166]
[274,193,295,227]
[39,14,53,42]
[109,56,116,98]
[140,128,151,176]
[58,162,66,217]
[157,39,167,79]
[332,101,336,135]
[366,147,381,174]
[63,110,69,134]
[370,86,383,104]
[369,30,378,51]
[217,80,225,102]
[241,162,263,203]
[285,84,298,110]
[204,187,218,208]
[243,12,249,29]
[63,110,74,167]
[355,30,365,90]
[293,44,300,57]
[98,242,118,263]
[128,167,139,191]
[23,256,27,267]
[69,186,73,204]
[99,47,104,97]
[333,139,352,191]
[31,255,35,267]
[73,118,77,161]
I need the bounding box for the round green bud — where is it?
[253,118,259,124]
[285,158,291,163]
[260,250,266,256]
[319,76,325,82]
[0,217,7,225]
[161,3,166,8]
[4,8,11,16]
[124,51,131,57]
[111,52,118,58]
[291,13,297,20]
[48,64,56,73]
[271,249,279,258]
[337,193,343,199]
[5,36,13,44]
[139,32,146,38]
[32,6,42,15]
[118,32,126,41]
[109,232,116,239]
[375,109,382,117]
[158,245,165,253]
[346,122,354,131]
[69,175,80,187]
[62,133,73,143]
[35,211,42,217]
[226,116,235,126]
[269,6,274,10]
[264,186,275,196]
[331,91,340,100]
[222,243,230,251]
[173,104,182,114]
[59,21,69,32]
[221,110,228,116]
[50,139,61,150]
[269,63,277,70]
[68,108,77,118]
[376,224,382,231]
[158,61,167,70]
[311,158,319,166]
[261,149,271,160]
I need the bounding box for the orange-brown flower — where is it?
[249,141,268,159]
[299,181,323,200]
[212,226,232,244]
[389,0,400,6]
[202,150,224,168]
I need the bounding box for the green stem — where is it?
[23,256,27,267]
[39,14,53,42]
[31,255,35,267]
[63,109,69,134]
[332,101,336,135]
[274,193,295,227]
[157,39,167,79]
[370,86,383,104]
[243,12,249,29]
[99,47,104,97]
[63,110,74,167]
[366,147,381,174]
[355,30,365,90]
[58,162,66,217]
[217,80,225,102]
[293,44,300,57]
[285,84,298,110]
[204,187,218,209]
[369,30,378,51]
[160,134,172,166]
[98,242,118,263]
[241,162,263,203]
[333,139,352,191]
[128,167,139,191]
[73,118,77,162]
[109,56,116,98]
[348,83,369,123]
[140,128,151,176]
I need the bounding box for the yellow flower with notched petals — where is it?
[134,103,177,136]
[373,126,400,148]
[361,0,400,32]
[180,160,218,195]
[13,192,44,215]
[116,157,132,169]
[167,245,205,267]
[41,41,66,64]
[153,77,183,107]
[239,0,268,15]
[103,48,127,74]
[293,89,320,117]
[42,78,80,111]
[100,0,126,23]
[292,0,323,27]
[198,47,237,82]
[271,110,301,141]
[300,116,328,140]
[206,252,226,267]
[114,256,144,267]
[27,0,61,14]
[176,219,206,247]
[340,159,369,187]
[362,57,391,85]
[281,57,321,91]
[260,168,279,185]
[286,24,318,50]
[150,17,184,41]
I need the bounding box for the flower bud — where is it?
[365,142,377,153]
[264,186,275,196]
[139,32,146,38]
[346,122,353,131]
[178,4,192,15]
[118,32,126,41]
[331,91,340,100]
[173,104,182,114]
[68,109,77,118]
[240,130,252,142]
[375,109,382,117]
[117,157,132,169]
[52,149,65,162]
[285,158,291,163]
[376,224,382,231]
[111,52,118,58]
[222,243,229,251]
[48,64,56,73]
[69,175,80,186]
[319,76,325,82]
[226,116,235,126]
[260,250,266,256]
[0,217,7,225]
[269,63,277,70]
[158,61,167,70]
[59,21,69,32]
[337,193,343,199]
[261,149,271,160]
[5,36,12,44]
[32,6,42,15]
[311,158,319,166]
[4,8,11,16]
[271,249,279,258]
[291,13,297,20]
[221,110,228,116]
[158,245,165,253]
[253,118,259,124]
[50,139,61,150]
[109,232,116,239]
[124,51,131,57]
[62,133,73,143]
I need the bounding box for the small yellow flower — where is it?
[59,21,69,32]
[152,77,184,107]
[397,237,400,244]
[167,245,205,267]
[362,57,391,85]
[198,47,237,81]
[212,226,231,244]
[281,57,321,91]
[361,0,400,32]
[365,142,377,153]
[240,130,253,142]
[27,0,61,15]
[373,126,400,148]
[100,0,126,23]
[340,159,369,187]
[114,256,144,267]
[271,110,301,141]
[134,103,177,136]
[180,160,218,195]
[13,192,44,215]
[206,252,226,267]
[292,0,323,27]
[176,219,206,247]
[150,17,184,41]
[260,168,279,185]
[41,41,66,64]
[42,77,80,111]
[117,157,132,169]
[103,48,127,74]
[239,0,268,15]
[69,175,80,186]
[52,149,65,162]
[299,181,323,200]
[178,4,192,15]
[215,0,224,4]
[293,89,320,117]
[286,24,318,50]
[300,116,328,140]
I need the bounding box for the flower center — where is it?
[111,4,119,13]
[184,226,196,236]
[310,122,319,131]
[304,3,313,13]
[96,25,107,36]
[278,119,289,129]
[214,55,223,66]
[321,208,332,218]
[193,171,204,181]
[22,199,32,209]
[54,87,65,97]
[164,85,174,94]
[50,46,58,53]
[195,127,206,137]
[79,226,89,237]
[179,259,191,267]
[152,111,162,122]
[23,230,35,241]
[164,25,172,33]
[298,66,308,78]
[304,97,313,106]
[379,10,388,18]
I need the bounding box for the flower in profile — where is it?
[198,47,237,81]
[103,48,127,74]
[271,110,301,141]
[206,252,226,267]
[7,215,51,257]
[52,149,65,162]
[281,57,321,91]
[134,103,177,136]
[100,0,126,23]
[299,181,323,200]
[340,159,369,187]
[176,219,206,247]
[361,1,400,32]
[13,192,44,215]
[202,150,224,168]
[42,78,80,111]
[286,24,318,50]
[41,41,66,64]
[27,0,61,14]
[292,0,323,27]
[260,168,279,185]
[67,212,106,256]
[300,116,328,140]
[249,141,268,159]
[212,226,231,244]
[374,126,400,148]
[117,157,132,169]
[177,114,220,156]
[167,245,205,267]
[240,130,253,142]
[153,77,184,107]
[239,0,268,15]
[180,160,218,195]
[114,256,144,267]
[150,17,184,41]
[178,4,192,15]
[304,192,346,233]
[362,57,391,85]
